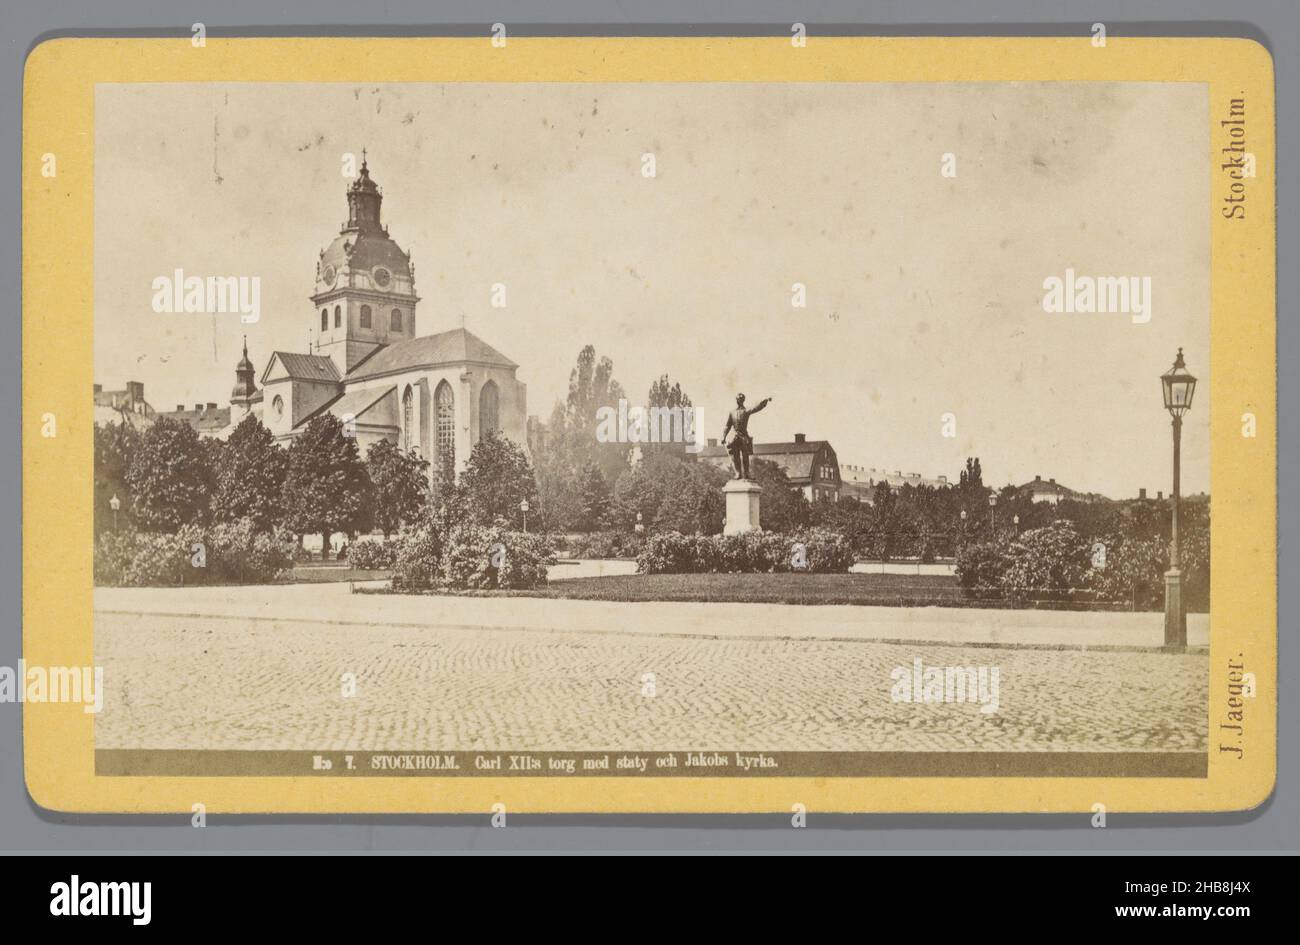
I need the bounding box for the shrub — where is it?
[93,518,293,586]
[392,524,443,591]
[569,530,644,559]
[441,524,556,590]
[93,529,137,586]
[955,540,1010,592]
[636,528,853,575]
[793,527,854,572]
[203,519,294,584]
[347,538,396,570]
[1086,533,1166,609]
[121,531,193,586]
[1000,521,1091,604]
[637,532,701,574]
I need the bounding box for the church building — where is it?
[237,154,527,476]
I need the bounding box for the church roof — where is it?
[345,328,518,380]
[295,385,397,431]
[262,352,341,384]
[319,230,411,279]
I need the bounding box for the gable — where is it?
[262,351,341,385]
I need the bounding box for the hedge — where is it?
[636,528,853,575]
[346,538,396,570]
[391,522,555,591]
[94,519,295,586]
[955,519,1210,611]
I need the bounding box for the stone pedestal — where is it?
[1163,567,1186,650]
[723,479,762,535]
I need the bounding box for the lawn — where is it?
[511,572,967,607]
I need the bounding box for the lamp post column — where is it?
[1164,415,1186,649]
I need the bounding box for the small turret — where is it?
[231,336,258,411]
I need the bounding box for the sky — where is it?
[95,81,1210,497]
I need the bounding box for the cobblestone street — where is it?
[93,589,1207,753]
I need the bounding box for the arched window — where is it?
[320,308,328,331]
[435,381,455,471]
[360,304,372,329]
[479,380,499,440]
[334,305,342,328]
[402,386,414,452]
[390,308,403,331]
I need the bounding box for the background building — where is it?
[701,433,842,502]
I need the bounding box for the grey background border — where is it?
[3,0,1290,853]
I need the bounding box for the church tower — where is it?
[310,152,419,375]
[230,336,259,417]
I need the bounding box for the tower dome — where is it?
[310,152,421,374]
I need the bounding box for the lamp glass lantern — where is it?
[1161,348,1198,418]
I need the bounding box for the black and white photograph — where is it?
[89,80,1213,778]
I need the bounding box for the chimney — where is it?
[1049,478,1056,485]
[195,404,203,412]
[1035,475,1041,482]
[176,404,184,413]
[894,470,902,477]
[93,384,102,395]
[1139,488,1147,500]
[793,433,806,443]
[207,402,217,411]
[1157,490,1164,500]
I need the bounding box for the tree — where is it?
[562,345,630,488]
[748,458,806,533]
[869,480,897,560]
[534,401,583,532]
[211,414,288,532]
[651,459,727,535]
[125,417,213,531]
[94,420,140,536]
[612,451,684,528]
[644,374,694,455]
[576,462,612,532]
[459,430,538,527]
[366,439,429,538]
[281,414,374,549]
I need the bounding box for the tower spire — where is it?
[346,149,382,232]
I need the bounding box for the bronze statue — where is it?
[722,393,771,479]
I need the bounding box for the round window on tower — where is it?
[321,264,337,287]
[272,395,284,419]
[372,266,392,289]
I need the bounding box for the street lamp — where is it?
[635,511,644,535]
[1012,513,1020,536]
[988,494,997,531]
[109,493,121,531]
[1160,348,1197,649]
[519,499,530,534]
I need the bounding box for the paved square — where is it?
[93,586,1207,753]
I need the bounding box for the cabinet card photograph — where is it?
[21,37,1275,813]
